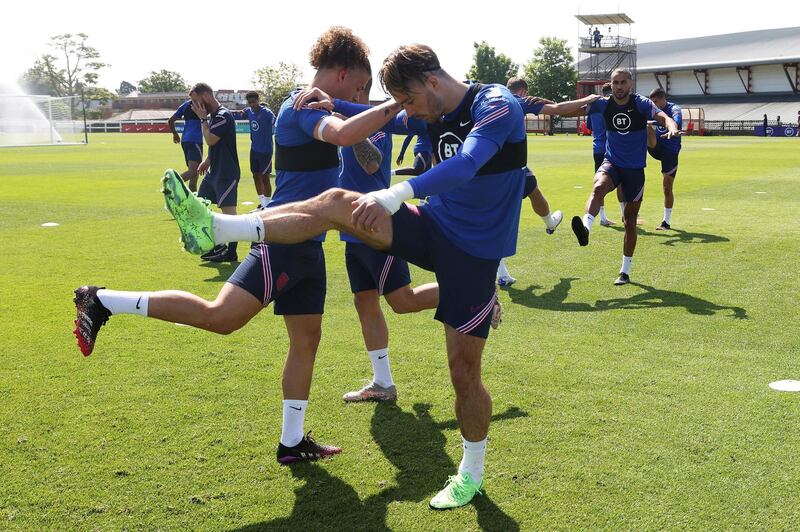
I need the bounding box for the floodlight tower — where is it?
[575,13,637,97]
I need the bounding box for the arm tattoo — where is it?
[353,138,383,174]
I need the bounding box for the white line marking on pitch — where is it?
[702,208,715,211]
[769,380,800,392]
[755,192,766,194]
[574,186,584,189]
[241,201,255,205]
[41,222,60,227]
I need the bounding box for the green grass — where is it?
[1,133,799,530]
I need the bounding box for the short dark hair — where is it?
[190,82,213,95]
[649,87,667,99]
[506,77,527,94]
[309,26,371,74]
[379,44,442,94]
[610,69,633,80]
[245,90,260,101]
[601,82,612,95]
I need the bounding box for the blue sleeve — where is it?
[295,107,331,138]
[414,134,432,154]
[230,110,245,119]
[173,101,188,119]
[407,135,499,198]
[671,105,683,128]
[514,95,544,115]
[587,100,604,116]
[333,99,372,118]
[398,135,413,159]
[637,95,658,119]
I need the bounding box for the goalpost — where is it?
[0,94,87,148]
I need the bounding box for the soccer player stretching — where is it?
[646,87,683,230]
[232,91,275,209]
[74,27,389,465]
[168,97,203,192]
[129,44,527,509]
[571,69,679,285]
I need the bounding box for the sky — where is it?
[2,0,799,98]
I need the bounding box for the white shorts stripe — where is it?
[378,255,393,295]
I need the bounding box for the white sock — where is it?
[259,195,271,208]
[212,212,264,244]
[598,206,608,223]
[664,208,672,224]
[619,202,626,219]
[368,348,394,388]
[621,255,632,275]
[497,258,511,279]
[280,399,308,447]
[583,213,595,232]
[540,212,555,229]
[458,436,487,484]
[96,289,149,316]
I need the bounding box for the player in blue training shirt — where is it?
[232,91,275,208]
[647,87,683,230]
[73,28,389,466]
[152,43,531,509]
[571,69,680,285]
[394,133,432,176]
[190,83,241,263]
[337,79,439,403]
[168,97,203,192]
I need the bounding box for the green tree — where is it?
[117,80,137,96]
[18,33,108,97]
[137,70,189,93]
[251,62,303,113]
[466,41,518,85]
[523,37,578,101]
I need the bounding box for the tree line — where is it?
[19,34,577,116]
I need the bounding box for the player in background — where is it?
[646,87,683,230]
[337,80,439,403]
[168,97,203,192]
[192,83,241,263]
[73,27,387,466]
[394,133,433,176]
[232,91,275,209]
[571,69,679,285]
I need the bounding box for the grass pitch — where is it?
[1,133,799,530]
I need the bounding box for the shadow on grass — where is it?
[609,225,730,247]
[198,261,240,282]
[233,404,527,531]
[506,279,747,319]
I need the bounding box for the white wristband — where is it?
[360,181,415,215]
[317,116,332,142]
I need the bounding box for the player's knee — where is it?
[448,355,481,393]
[290,326,322,351]
[386,291,414,314]
[205,310,245,335]
[320,187,350,206]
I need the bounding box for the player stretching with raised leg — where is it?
[588,83,619,225]
[571,69,679,285]
[646,87,683,230]
[232,91,275,209]
[74,27,388,465]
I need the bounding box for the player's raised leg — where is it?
[571,168,616,246]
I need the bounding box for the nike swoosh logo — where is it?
[377,355,387,359]
[256,225,262,240]
[289,406,302,411]
[135,296,142,310]
[201,227,212,240]
[460,120,471,127]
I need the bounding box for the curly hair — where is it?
[379,44,441,94]
[309,26,370,74]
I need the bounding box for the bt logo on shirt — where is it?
[612,113,632,131]
[438,131,464,160]
[251,121,260,131]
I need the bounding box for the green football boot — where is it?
[429,472,483,510]
[161,169,215,254]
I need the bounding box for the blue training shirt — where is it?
[238,105,275,154]
[514,94,545,115]
[206,106,240,181]
[589,112,607,154]
[402,84,527,259]
[173,100,203,144]
[587,94,658,168]
[655,101,682,153]
[270,90,339,242]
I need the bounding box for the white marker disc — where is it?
[769,380,800,392]
[41,222,60,227]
